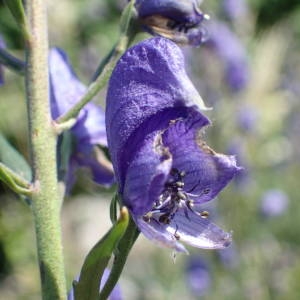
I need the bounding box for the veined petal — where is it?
[135,216,188,253]
[135,206,231,252]
[162,111,241,204]
[167,208,232,249]
[106,37,208,189]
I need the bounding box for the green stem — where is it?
[0,48,25,75]
[98,216,140,300]
[25,1,66,299]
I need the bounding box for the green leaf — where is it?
[73,207,129,300]
[110,193,119,224]
[119,0,136,35]
[3,0,30,39]
[0,134,32,181]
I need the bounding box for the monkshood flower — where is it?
[49,48,114,190]
[206,21,249,91]
[134,0,209,46]
[185,255,211,297]
[68,269,122,300]
[106,37,240,253]
[260,189,289,218]
[0,37,5,86]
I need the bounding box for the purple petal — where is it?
[49,48,86,120]
[135,0,207,46]
[106,37,207,189]
[162,112,241,204]
[136,0,204,23]
[73,102,108,148]
[135,206,232,252]
[123,131,172,215]
[75,146,115,187]
[49,48,113,189]
[135,216,188,253]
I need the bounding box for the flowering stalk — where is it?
[25,1,66,299]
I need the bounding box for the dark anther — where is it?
[200,211,209,218]
[159,214,171,224]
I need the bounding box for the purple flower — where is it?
[49,48,114,191]
[221,0,248,21]
[106,37,241,252]
[260,189,289,218]
[206,21,249,91]
[68,269,122,300]
[185,255,211,296]
[236,104,259,133]
[0,37,5,86]
[134,0,208,46]
[217,243,239,269]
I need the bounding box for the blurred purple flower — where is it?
[49,48,114,191]
[221,0,248,21]
[68,268,122,300]
[260,189,289,218]
[106,37,241,253]
[217,243,239,269]
[134,0,208,46]
[206,21,249,91]
[185,255,211,296]
[236,104,259,133]
[0,37,5,86]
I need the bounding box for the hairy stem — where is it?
[25,1,66,299]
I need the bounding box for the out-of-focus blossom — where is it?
[106,37,240,253]
[260,189,289,218]
[134,0,209,46]
[185,255,211,296]
[68,268,122,300]
[0,37,5,86]
[217,243,239,269]
[49,48,114,191]
[206,21,249,91]
[221,0,248,21]
[236,104,259,133]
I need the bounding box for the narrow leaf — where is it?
[73,207,129,300]
[0,134,32,181]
